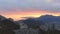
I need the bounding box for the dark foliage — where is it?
[0,19,20,34]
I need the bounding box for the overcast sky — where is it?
[0,0,60,11]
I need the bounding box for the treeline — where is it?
[0,18,20,34]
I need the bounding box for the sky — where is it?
[0,0,60,20]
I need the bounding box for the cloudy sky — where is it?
[0,0,60,20]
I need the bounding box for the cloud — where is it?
[46,0,52,3]
[0,0,60,11]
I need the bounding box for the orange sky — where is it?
[0,10,60,20]
[0,0,60,21]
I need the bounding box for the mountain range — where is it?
[0,15,60,30]
[38,15,60,23]
[17,15,60,30]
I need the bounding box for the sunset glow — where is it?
[0,9,60,20]
[0,0,60,20]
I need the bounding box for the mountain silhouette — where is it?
[17,15,60,30]
[38,15,60,23]
[37,15,60,30]
[0,15,7,21]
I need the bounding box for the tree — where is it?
[1,19,20,30]
[0,19,20,34]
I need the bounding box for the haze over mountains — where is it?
[0,15,60,30]
[1,15,60,22]
[38,15,60,23]
[18,15,60,30]
[19,15,60,25]
[37,15,60,30]
[1,15,60,24]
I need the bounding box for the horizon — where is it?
[0,0,60,20]
[1,14,60,21]
[0,0,60,34]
